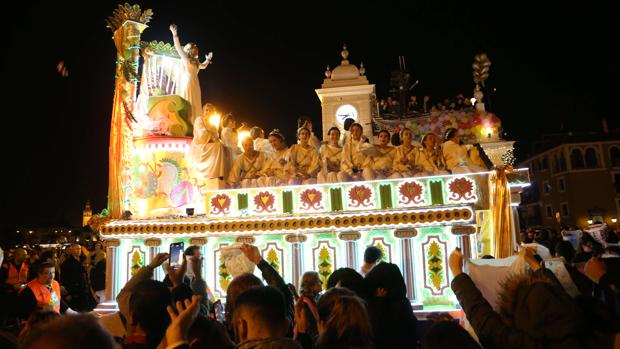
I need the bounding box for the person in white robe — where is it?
[337,123,372,182]
[188,104,229,179]
[298,118,322,150]
[318,127,343,184]
[363,130,399,180]
[442,128,486,174]
[257,129,291,187]
[392,128,419,178]
[287,128,321,185]
[251,127,273,153]
[227,137,268,188]
[169,24,212,124]
[414,132,448,176]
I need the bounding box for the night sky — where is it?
[3,0,616,230]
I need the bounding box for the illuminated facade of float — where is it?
[97,4,529,311]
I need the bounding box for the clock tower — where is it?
[315,45,376,140]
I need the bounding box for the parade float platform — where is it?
[99,169,529,310]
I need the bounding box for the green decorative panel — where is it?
[429,180,444,205]
[330,187,343,211]
[282,191,293,214]
[379,184,393,209]
[237,193,248,211]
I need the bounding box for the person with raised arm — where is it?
[169,24,212,124]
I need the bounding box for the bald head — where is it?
[14,248,27,264]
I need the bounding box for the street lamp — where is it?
[612,218,618,223]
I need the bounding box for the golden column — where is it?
[105,4,152,218]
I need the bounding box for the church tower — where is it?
[82,200,93,227]
[315,45,376,140]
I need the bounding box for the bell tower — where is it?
[315,45,376,140]
[82,200,93,227]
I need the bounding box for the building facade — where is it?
[519,138,620,229]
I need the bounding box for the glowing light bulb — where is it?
[209,113,221,129]
[238,130,251,148]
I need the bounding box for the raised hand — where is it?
[240,244,262,265]
[169,24,178,35]
[165,295,202,345]
[149,253,170,269]
[448,248,463,277]
[164,256,187,287]
[294,297,308,334]
[519,245,540,271]
[584,256,607,284]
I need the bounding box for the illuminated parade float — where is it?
[96,4,529,311]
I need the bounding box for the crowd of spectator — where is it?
[1,223,619,349]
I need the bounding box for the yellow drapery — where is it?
[489,167,514,258]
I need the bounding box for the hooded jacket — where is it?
[451,268,615,349]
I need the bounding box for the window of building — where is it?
[570,148,585,169]
[560,202,569,217]
[540,157,549,171]
[557,153,567,172]
[615,173,620,194]
[585,148,599,168]
[557,177,566,192]
[610,146,620,167]
[545,205,553,219]
[543,180,551,195]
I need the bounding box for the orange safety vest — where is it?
[25,279,61,313]
[4,262,28,286]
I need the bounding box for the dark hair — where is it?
[40,251,56,262]
[420,320,482,349]
[364,246,383,264]
[21,314,115,349]
[39,262,55,272]
[391,133,401,146]
[129,280,171,348]
[19,310,61,343]
[364,262,407,300]
[472,143,494,170]
[225,273,263,327]
[343,118,355,131]
[233,286,287,328]
[316,288,374,349]
[444,128,459,142]
[326,268,367,299]
[328,126,341,136]
[184,245,201,256]
[555,241,575,262]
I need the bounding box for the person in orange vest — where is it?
[0,247,29,291]
[18,262,67,319]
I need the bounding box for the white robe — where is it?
[442,140,484,174]
[227,151,269,188]
[318,144,342,183]
[258,147,291,187]
[189,117,229,178]
[392,144,418,178]
[415,148,448,176]
[338,138,372,182]
[287,144,320,185]
[363,145,399,180]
